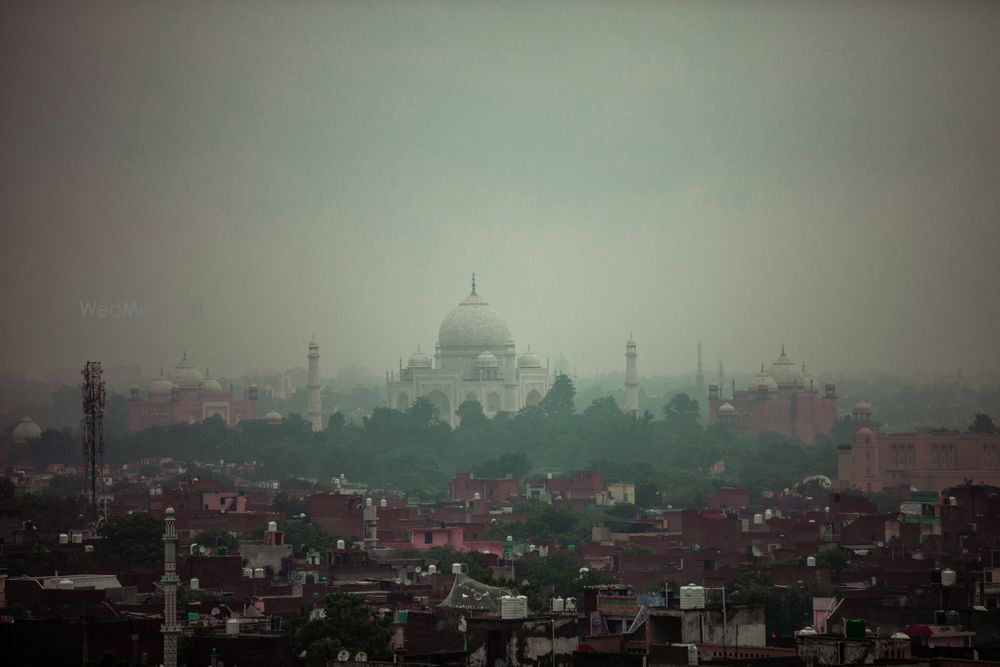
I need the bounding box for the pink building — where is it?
[381,525,504,556]
[127,354,257,432]
[708,348,837,445]
[837,427,1000,493]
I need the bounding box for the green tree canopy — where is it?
[538,374,576,417]
[284,593,391,659]
[97,513,163,566]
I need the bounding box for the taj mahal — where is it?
[387,276,551,426]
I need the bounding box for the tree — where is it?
[456,399,487,429]
[539,374,576,417]
[97,513,163,566]
[407,396,439,426]
[662,393,701,435]
[284,593,391,659]
[328,411,346,431]
[474,452,530,479]
[969,412,997,434]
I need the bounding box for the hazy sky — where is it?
[3,1,999,381]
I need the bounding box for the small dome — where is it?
[518,348,542,368]
[165,506,175,515]
[264,410,284,422]
[854,427,875,444]
[748,365,778,393]
[148,371,176,397]
[408,348,432,369]
[12,417,42,443]
[853,401,872,412]
[718,402,737,415]
[203,368,223,393]
[170,353,205,389]
[475,350,499,368]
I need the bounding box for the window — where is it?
[424,531,433,544]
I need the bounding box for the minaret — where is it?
[307,337,322,431]
[161,507,180,667]
[624,336,639,414]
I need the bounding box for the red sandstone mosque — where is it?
[126,353,258,432]
[707,347,838,445]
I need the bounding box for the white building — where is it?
[387,277,551,426]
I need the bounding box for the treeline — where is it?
[15,376,839,505]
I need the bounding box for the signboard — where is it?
[596,594,638,617]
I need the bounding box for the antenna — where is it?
[81,361,106,521]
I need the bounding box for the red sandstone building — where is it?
[127,353,257,432]
[837,426,1000,493]
[707,348,837,445]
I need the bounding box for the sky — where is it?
[2,1,999,382]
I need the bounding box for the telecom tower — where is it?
[81,361,105,519]
[624,337,639,414]
[307,338,322,431]
[696,342,706,422]
[161,507,180,667]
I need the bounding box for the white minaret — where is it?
[161,507,180,667]
[307,338,322,431]
[624,336,639,415]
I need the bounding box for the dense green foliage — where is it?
[97,513,163,566]
[284,593,391,659]
[71,375,845,504]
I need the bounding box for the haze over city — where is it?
[3,1,1000,380]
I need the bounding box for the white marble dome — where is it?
[518,349,542,368]
[408,348,432,369]
[170,353,205,389]
[768,348,803,386]
[265,410,284,421]
[748,366,778,393]
[12,417,42,443]
[438,290,511,348]
[718,402,737,415]
[475,350,500,368]
[148,373,176,398]
[202,369,224,393]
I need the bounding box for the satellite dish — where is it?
[199,546,208,555]
[415,567,422,574]
[337,649,350,662]
[211,607,220,616]
[355,651,368,662]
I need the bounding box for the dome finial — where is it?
[471,272,477,295]
[781,344,785,355]
[761,362,765,372]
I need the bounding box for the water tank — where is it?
[190,578,200,590]
[428,564,437,575]
[547,473,553,480]
[948,496,957,506]
[452,563,463,575]
[336,539,346,550]
[551,597,565,612]
[753,514,763,525]
[243,567,253,578]
[941,568,957,587]
[58,533,69,545]
[679,584,706,610]
[764,509,773,521]
[473,492,481,500]
[84,545,94,553]
[365,497,373,507]
[267,521,278,533]
[500,595,528,619]
[807,556,817,567]
[225,618,239,635]
[529,544,536,552]
[686,644,699,666]
[253,567,265,579]
[565,597,577,612]
[845,618,866,639]
[798,626,818,636]
[945,610,961,627]
[380,498,387,508]
[71,532,83,544]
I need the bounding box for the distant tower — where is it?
[81,361,105,519]
[307,337,322,432]
[161,507,180,667]
[696,341,705,388]
[624,336,639,414]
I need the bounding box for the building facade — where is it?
[127,353,257,432]
[707,348,837,445]
[386,278,550,427]
[837,426,1000,493]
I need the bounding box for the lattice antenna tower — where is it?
[81,361,106,519]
